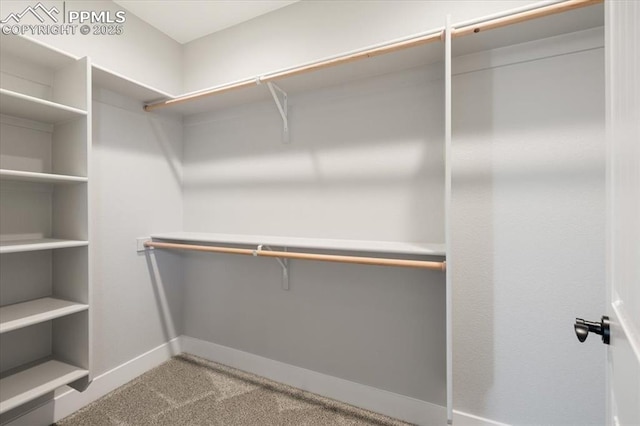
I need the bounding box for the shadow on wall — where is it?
[181,65,446,243]
[148,115,182,186]
[144,250,183,356]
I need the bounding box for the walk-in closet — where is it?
[0,0,638,425]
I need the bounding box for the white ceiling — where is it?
[113,1,299,44]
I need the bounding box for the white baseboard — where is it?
[453,410,511,426]
[181,335,446,425]
[6,338,181,426]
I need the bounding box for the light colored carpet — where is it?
[55,354,413,426]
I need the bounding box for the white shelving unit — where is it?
[0,34,171,422]
[0,34,91,419]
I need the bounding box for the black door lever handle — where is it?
[574,316,610,344]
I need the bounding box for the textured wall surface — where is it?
[91,90,184,374]
[452,40,606,424]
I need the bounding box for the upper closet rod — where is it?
[143,29,443,112]
[145,241,446,271]
[143,0,601,113]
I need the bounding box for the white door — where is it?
[605,1,640,425]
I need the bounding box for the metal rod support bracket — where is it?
[266,82,289,143]
[256,245,290,290]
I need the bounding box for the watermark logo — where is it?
[1,1,125,36]
[1,2,59,24]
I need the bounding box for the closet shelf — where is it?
[0,360,88,414]
[1,35,172,104]
[0,35,76,70]
[151,232,445,257]
[452,0,603,57]
[0,169,87,184]
[0,89,87,124]
[92,64,174,103]
[144,33,444,115]
[0,298,88,334]
[0,239,88,254]
[143,0,602,115]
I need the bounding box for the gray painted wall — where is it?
[452,42,605,424]
[182,65,447,404]
[91,89,184,375]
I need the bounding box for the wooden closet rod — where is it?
[143,30,442,112]
[144,241,446,271]
[143,0,601,112]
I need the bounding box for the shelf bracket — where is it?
[254,244,290,290]
[266,82,290,144]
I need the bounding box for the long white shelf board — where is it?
[162,39,443,116]
[0,239,88,254]
[151,232,445,256]
[92,64,174,104]
[2,35,173,104]
[0,89,86,124]
[145,4,602,117]
[0,360,88,414]
[0,298,88,334]
[452,2,603,57]
[0,169,87,184]
[0,35,77,70]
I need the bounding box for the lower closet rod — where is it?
[144,241,446,271]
